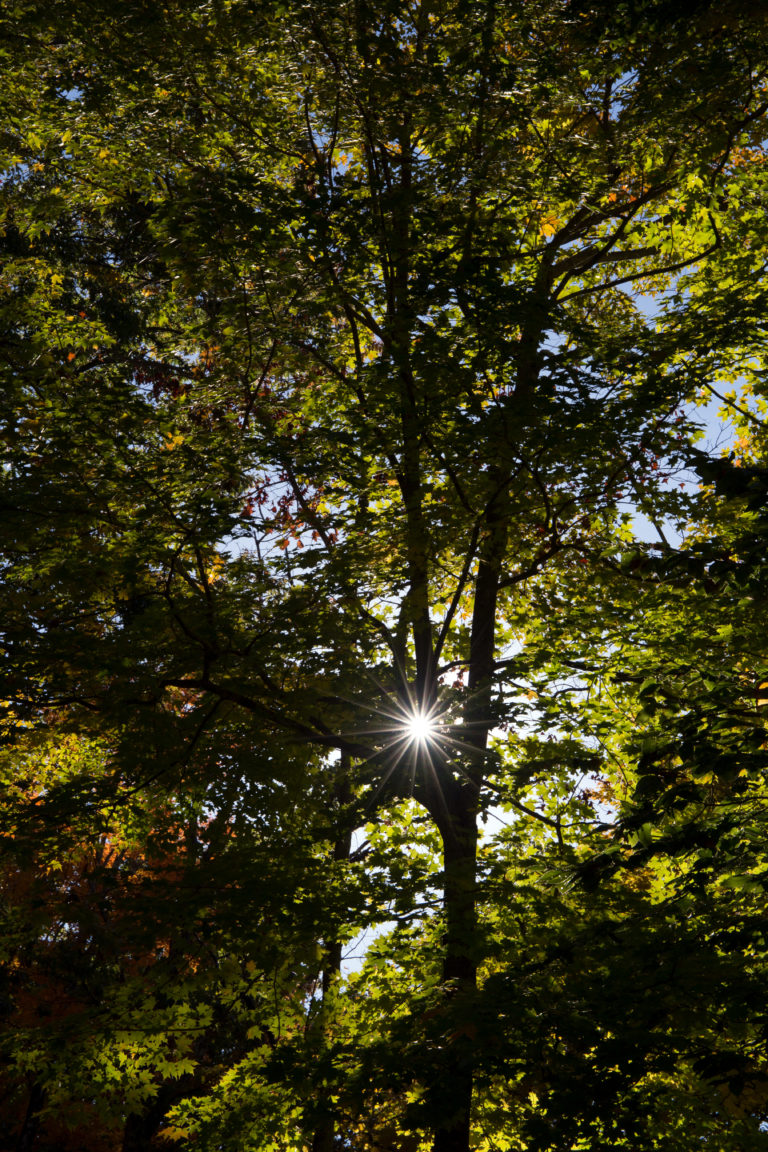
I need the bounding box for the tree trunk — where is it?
[311,755,353,1152]
[16,1082,44,1152]
[432,802,479,1152]
[429,502,508,1152]
[310,938,344,1152]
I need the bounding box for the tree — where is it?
[3,1,768,1149]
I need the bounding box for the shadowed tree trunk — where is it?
[311,753,353,1152]
[16,1082,44,1152]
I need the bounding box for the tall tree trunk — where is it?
[311,754,353,1152]
[430,497,508,1152]
[17,1082,44,1152]
[432,800,479,1152]
[310,932,345,1152]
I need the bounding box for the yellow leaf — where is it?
[157,1127,187,1143]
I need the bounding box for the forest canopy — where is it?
[3,2,768,1150]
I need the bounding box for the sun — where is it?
[406,711,435,744]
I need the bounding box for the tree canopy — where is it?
[3,2,768,1150]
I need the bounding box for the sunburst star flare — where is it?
[405,711,436,745]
